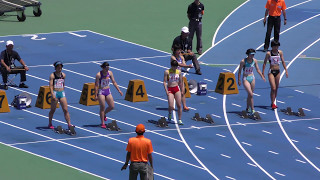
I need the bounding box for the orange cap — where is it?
[136,124,145,133]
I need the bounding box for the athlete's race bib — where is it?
[244,67,254,75]
[54,79,64,89]
[100,79,110,88]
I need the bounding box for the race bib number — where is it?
[244,67,253,74]
[54,79,64,88]
[100,79,109,88]
[169,73,179,82]
[271,57,280,65]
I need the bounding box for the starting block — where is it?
[0,90,10,113]
[297,108,305,117]
[192,113,203,121]
[148,117,168,128]
[125,79,148,102]
[106,120,121,131]
[54,125,76,136]
[203,114,214,124]
[157,117,168,127]
[54,126,64,134]
[280,107,293,115]
[66,126,77,136]
[192,113,215,124]
[240,111,261,120]
[281,107,306,117]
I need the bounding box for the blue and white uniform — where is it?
[243,58,255,84]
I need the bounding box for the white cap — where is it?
[181,26,189,33]
[6,40,14,46]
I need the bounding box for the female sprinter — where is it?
[95,62,123,128]
[262,41,288,109]
[171,44,193,112]
[163,60,184,125]
[48,61,73,129]
[238,49,265,115]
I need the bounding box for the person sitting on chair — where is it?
[0,40,29,90]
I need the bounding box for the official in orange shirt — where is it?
[263,0,287,52]
[121,124,153,180]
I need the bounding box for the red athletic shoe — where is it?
[101,124,106,129]
[104,116,107,121]
[183,107,190,112]
[271,104,277,109]
[48,125,54,129]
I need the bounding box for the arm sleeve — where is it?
[148,140,153,154]
[265,1,270,9]
[282,1,286,10]
[126,140,131,152]
[0,51,4,60]
[14,51,21,61]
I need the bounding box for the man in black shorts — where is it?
[172,27,202,75]
[0,40,29,90]
[188,0,204,55]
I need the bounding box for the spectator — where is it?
[263,0,287,52]
[0,40,29,90]
[121,124,153,180]
[172,26,202,75]
[187,0,204,55]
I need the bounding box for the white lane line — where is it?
[257,1,317,50]
[216,134,226,138]
[20,106,204,171]
[268,151,279,155]
[135,58,168,69]
[253,93,260,97]
[195,145,205,150]
[275,172,286,177]
[225,176,236,180]
[224,90,275,179]
[296,159,307,164]
[277,100,285,104]
[308,127,318,131]
[303,108,311,112]
[256,111,266,115]
[241,142,252,147]
[223,69,231,72]
[190,126,201,130]
[204,78,213,82]
[262,130,272,135]
[211,114,221,118]
[273,37,320,173]
[172,100,218,179]
[220,154,231,159]
[236,122,246,126]
[209,0,312,53]
[294,89,304,94]
[247,163,257,167]
[68,32,87,37]
[208,96,217,100]
[8,135,102,146]
[0,142,110,180]
[232,103,241,107]
[87,30,170,55]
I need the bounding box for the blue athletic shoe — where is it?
[167,113,172,123]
